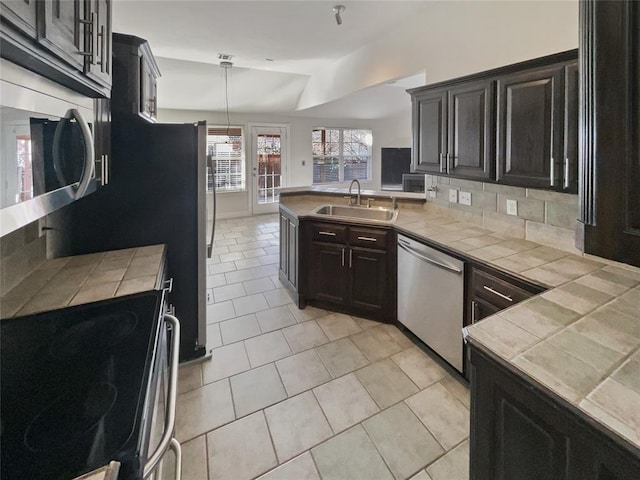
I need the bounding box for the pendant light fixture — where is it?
[333,5,345,25]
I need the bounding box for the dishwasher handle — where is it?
[398,242,463,274]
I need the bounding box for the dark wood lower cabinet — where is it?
[300,220,396,321]
[469,344,640,480]
[279,207,301,305]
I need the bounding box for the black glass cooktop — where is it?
[1,291,163,480]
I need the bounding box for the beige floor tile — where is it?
[207,323,222,349]
[350,325,404,362]
[220,314,262,344]
[203,342,250,384]
[230,363,287,417]
[179,435,208,480]
[256,305,297,332]
[213,282,247,303]
[245,330,293,367]
[426,440,469,480]
[233,293,270,316]
[224,268,255,285]
[316,312,362,340]
[206,300,236,324]
[409,471,433,480]
[251,264,279,279]
[207,412,278,480]
[175,379,235,442]
[351,315,384,330]
[264,287,294,308]
[355,358,419,409]
[256,452,321,480]
[265,391,333,463]
[313,373,379,433]
[283,320,330,353]
[178,363,202,395]
[244,277,276,295]
[276,349,331,396]
[381,324,415,349]
[311,425,394,480]
[288,304,328,322]
[440,375,470,409]
[315,338,369,378]
[406,382,470,450]
[363,403,444,479]
[391,348,448,389]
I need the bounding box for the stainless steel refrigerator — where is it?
[63,118,212,362]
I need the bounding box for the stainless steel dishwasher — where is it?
[397,234,465,373]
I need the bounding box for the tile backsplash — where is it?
[0,221,47,297]
[425,175,580,254]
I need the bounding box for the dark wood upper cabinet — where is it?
[578,0,640,267]
[563,61,578,193]
[496,64,564,189]
[448,79,494,180]
[409,50,577,191]
[84,0,111,89]
[39,0,85,70]
[0,0,38,39]
[412,89,447,174]
[0,0,112,96]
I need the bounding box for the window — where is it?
[207,126,245,191]
[312,128,372,184]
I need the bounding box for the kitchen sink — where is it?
[312,204,398,223]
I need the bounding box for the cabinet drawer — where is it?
[349,228,389,249]
[310,223,347,244]
[472,269,533,310]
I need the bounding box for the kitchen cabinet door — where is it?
[307,242,348,305]
[40,0,86,70]
[350,247,387,314]
[140,53,158,121]
[413,89,447,173]
[496,64,565,189]
[287,215,298,289]
[562,61,578,193]
[448,79,495,180]
[84,0,111,89]
[0,0,38,39]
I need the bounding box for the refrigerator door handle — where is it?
[207,156,216,258]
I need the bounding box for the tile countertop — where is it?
[0,244,166,319]
[281,192,640,453]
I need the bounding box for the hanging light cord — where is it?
[223,65,231,136]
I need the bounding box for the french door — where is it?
[251,124,288,215]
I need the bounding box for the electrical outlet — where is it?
[38,218,47,237]
[449,189,458,203]
[459,191,472,206]
[302,160,306,166]
[429,190,437,198]
[206,289,214,304]
[506,199,518,216]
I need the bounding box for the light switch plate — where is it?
[449,189,458,203]
[506,199,518,216]
[459,191,472,206]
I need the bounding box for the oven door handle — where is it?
[143,314,181,479]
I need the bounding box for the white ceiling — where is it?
[112,0,429,118]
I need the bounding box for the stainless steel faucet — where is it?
[348,179,361,206]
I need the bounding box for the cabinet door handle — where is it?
[319,231,336,237]
[357,236,377,242]
[564,157,570,189]
[550,157,557,187]
[349,249,353,268]
[439,152,444,173]
[97,24,106,71]
[483,285,512,302]
[446,153,450,173]
[471,300,477,324]
[77,13,94,61]
[341,248,345,267]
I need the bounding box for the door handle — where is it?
[341,248,345,267]
[482,285,513,302]
[357,236,377,242]
[471,300,477,323]
[319,231,336,236]
[564,157,570,189]
[349,249,352,268]
[398,242,463,273]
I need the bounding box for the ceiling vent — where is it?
[217,53,234,61]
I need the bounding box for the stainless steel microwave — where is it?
[0,60,97,237]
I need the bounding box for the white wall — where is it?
[158,108,412,218]
[298,1,579,109]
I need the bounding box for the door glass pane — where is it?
[256,133,281,204]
